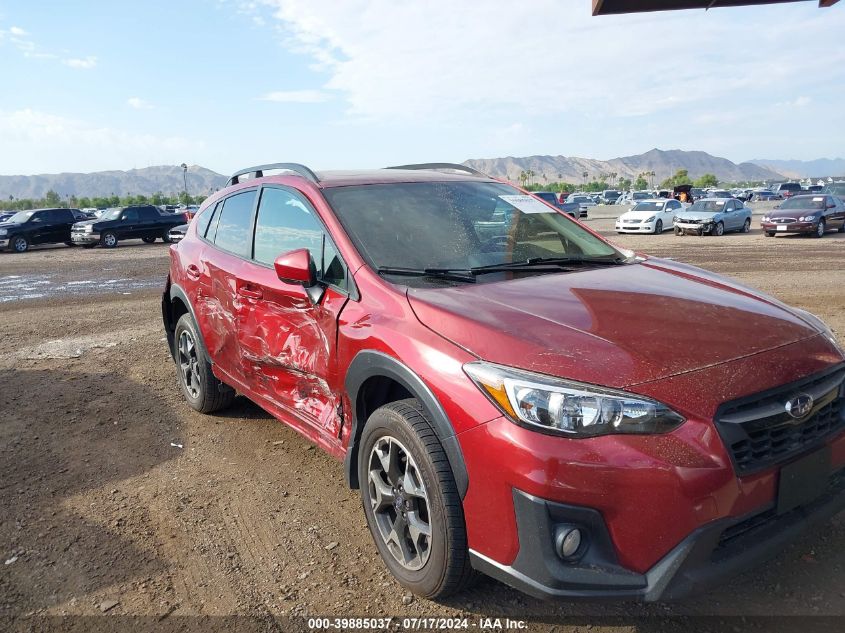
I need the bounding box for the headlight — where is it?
[762,216,770,222]
[799,216,818,222]
[464,362,685,437]
[672,216,680,223]
[644,216,655,222]
[84,224,93,232]
[0,229,7,236]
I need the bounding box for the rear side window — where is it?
[212,190,257,257]
[194,202,218,237]
[253,187,347,290]
[140,207,159,220]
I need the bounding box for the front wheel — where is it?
[10,235,29,253]
[741,218,751,233]
[101,231,119,248]
[813,219,826,238]
[674,226,682,235]
[359,399,473,599]
[142,236,157,244]
[173,313,235,413]
[712,222,724,236]
[653,220,663,234]
[765,231,775,237]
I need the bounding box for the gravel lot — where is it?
[1,202,844,631]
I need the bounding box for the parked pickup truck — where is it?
[71,205,188,248]
[0,207,87,253]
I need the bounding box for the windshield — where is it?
[99,208,123,221]
[632,192,649,200]
[7,211,35,223]
[780,197,825,210]
[687,200,727,213]
[323,181,621,274]
[631,201,665,212]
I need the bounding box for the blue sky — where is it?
[0,0,843,175]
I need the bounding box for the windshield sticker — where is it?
[498,194,555,214]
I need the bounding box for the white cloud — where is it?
[258,89,330,103]
[9,26,27,36]
[0,109,205,173]
[249,0,845,126]
[127,97,154,110]
[62,56,97,69]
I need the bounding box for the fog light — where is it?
[554,526,582,559]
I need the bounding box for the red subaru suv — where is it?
[162,162,845,601]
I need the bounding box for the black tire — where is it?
[82,244,97,249]
[765,231,775,237]
[674,226,682,235]
[162,230,172,243]
[142,236,157,244]
[64,241,75,247]
[838,223,845,233]
[741,218,751,233]
[712,222,724,236]
[173,313,235,413]
[101,231,119,248]
[359,399,474,599]
[653,219,663,234]
[813,219,825,238]
[10,235,29,253]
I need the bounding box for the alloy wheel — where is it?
[178,330,201,399]
[816,220,825,238]
[12,237,27,252]
[367,436,432,571]
[103,233,117,247]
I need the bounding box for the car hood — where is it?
[407,259,827,389]
[676,211,721,220]
[73,219,100,228]
[620,210,664,220]
[0,222,20,230]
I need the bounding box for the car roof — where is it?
[696,197,736,202]
[315,169,496,188]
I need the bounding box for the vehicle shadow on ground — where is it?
[0,368,179,614]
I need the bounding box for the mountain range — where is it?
[463,149,785,185]
[3,150,844,200]
[0,165,226,200]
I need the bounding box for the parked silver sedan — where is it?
[673,198,752,236]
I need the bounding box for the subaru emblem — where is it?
[785,393,814,420]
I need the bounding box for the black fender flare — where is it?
[166,283,210,362]
[343,350,469,498]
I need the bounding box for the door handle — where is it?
[186,264,201,281]
[237,285,263,300]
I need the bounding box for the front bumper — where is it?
[0,239,7,248]
[761,221,813,234]
[674,221,713,235]
[615,222,655,233]
[71,232,99,244]
[472,471,845,601]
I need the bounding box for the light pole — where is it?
[181,163,188,206]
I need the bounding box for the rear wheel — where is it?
[653,220,663,234]
[359,399,473,599]
[142,236,157,244]
[10,235,29,253]
[174,313,235,413]
[101,231,118,248]
[813,219,826,238]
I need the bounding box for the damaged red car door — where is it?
[235,186,349,448]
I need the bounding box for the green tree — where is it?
[633,175,649,190]
[44,190,61,206]
[694,173,719,188]
[618,178,632,191]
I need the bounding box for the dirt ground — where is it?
[1,203,844,631]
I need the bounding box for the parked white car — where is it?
[615,198,685,234]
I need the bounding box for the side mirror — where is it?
[274,248,317,286]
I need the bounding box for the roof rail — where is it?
[386,163,490,178]
[226,163,320,187]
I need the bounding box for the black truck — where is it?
[0,207,88,253]
[71,205,188,248]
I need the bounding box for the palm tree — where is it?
[519,171,529,188]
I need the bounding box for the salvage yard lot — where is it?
[1,203,844,627]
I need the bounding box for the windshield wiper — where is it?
[469,256,627,274]
[376,266,476,283]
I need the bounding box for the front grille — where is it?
[713,469,845,560]
[714,365,845,476]
[679,218,701,224]
[771,218,797,223]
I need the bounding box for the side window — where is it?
[212,190,257,257]
[253,187,347,290]
[140,207,159,220]
[31,211,46,223]
[123,208,139,222]
[194,202,218,238]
